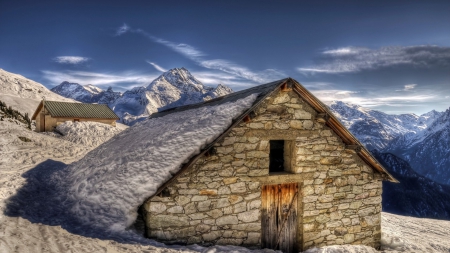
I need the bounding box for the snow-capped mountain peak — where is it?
[147,67,209,93]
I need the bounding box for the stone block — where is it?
[198,200,212,211]
[191,195,208,202]
[218,186,231,195]
[244,192,261,200]
[167,205,183,213]
[248,200,261,210]
[234,202,247,213]
[230,182,247,193]
[148,215,189,228]
[273,93,290,104]
[184,202,197,214]
[228,195,243,204]
[202,231,222,241]
[248,123,264,129]
[318,194,333,203]
[344,234,355,243]
[179,189,199,195]
[320,157,342,165]
[199,189,218,196]
[334,227,348,236]
[217,198,231,208]
[149,202,166,213]
[294,110,312,119]
[238,209,260,222]
[216,215,238,225]
[196,224,211,233]
[243,232,260,245]
[207,209,223,219]
[231,223,261,232]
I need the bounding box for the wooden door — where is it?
[261,183,298,253]
[40,113,45,132]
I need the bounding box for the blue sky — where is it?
[1,0,449,114]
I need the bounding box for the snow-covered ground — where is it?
[1,113,450,252]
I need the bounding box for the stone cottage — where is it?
[142,78,396,252]
[31,100,119,132]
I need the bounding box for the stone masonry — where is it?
[143,89,383,250]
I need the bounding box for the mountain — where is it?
[51,82,122,105]
[51,68,233,125]
[112,68,233,124]
[329,101,442,150]
[0,68,74,116]
[373,151,450,219]
[387,108,450,185]
[330,101,450,186]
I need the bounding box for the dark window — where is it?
[269,140,285,173]
[74,119,80,122]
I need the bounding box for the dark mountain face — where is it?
[400,109,450,185]
[373,151,450,219]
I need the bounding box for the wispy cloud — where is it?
[146,61,167,72]
[313,88,436,109]
[53,56,90,65]
[404,84,417,91]
[115,23,130,36]
[116,24,285,84]
[42,70,158,91]
[299,45,450,74]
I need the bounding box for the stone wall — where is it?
[143,89,383,250]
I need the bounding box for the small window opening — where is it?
[74,119,80,122]
[159,188,170,197]
[269,140,285,173]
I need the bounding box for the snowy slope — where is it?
[2,99,450,252]
[0,68,75,115]
[329,101,442,150]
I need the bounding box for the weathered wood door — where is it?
[40,113,45,132]
[261,183,298,253]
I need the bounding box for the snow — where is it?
[53,121,128,148]
[2,102,450,252]
[58,93,258,234]
[0,68,75,116]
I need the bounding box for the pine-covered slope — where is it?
[0,68,74,115]
[373,151,450,219]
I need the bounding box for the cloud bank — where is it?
[53,56,91,65]
[298,45,450,74]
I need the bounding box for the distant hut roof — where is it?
[31,101,119,120]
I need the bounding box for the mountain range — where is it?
[328,101,450,186]
[50,68,233,124]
